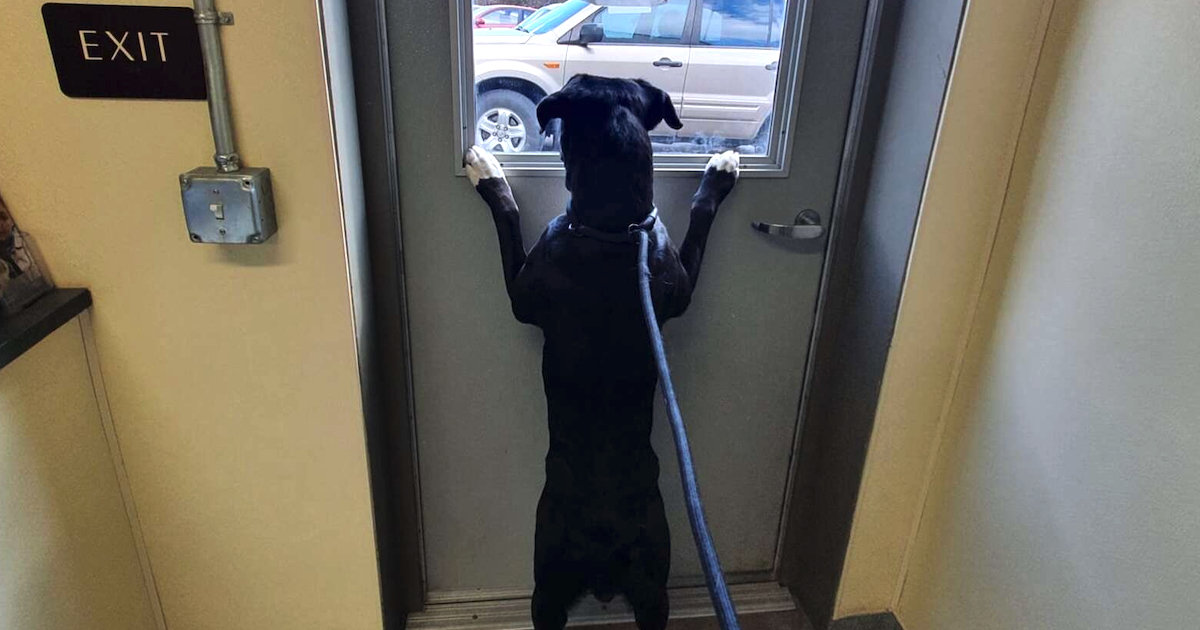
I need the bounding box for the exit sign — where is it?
[42,3,207,100]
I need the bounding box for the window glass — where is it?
[588,0,690,44]
[700,0,784,47]
[467,0,793,156]
[481,8,522,25]
[517,1,589,34]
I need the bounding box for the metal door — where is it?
[384,0,869,608]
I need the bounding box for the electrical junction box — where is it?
[179,166,276,244]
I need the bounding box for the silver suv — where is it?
[473,0,786,153]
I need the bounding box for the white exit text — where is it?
[78,30,170,62]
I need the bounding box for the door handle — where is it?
[653,57,684,68]
[751,209,824,239]
[765,60,779,71]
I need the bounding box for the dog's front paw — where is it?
[698,150,739,206]
[707,150,740,178]
[464,145,505,187]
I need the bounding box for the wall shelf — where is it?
[0,288,92,370]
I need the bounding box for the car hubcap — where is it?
[477,107,527,153]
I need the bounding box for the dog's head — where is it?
[536,75,682,229]
[536,74,683,137]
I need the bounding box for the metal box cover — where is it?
[180,166,276,244]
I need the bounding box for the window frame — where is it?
[450,0,814,177]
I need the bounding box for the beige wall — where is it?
[0,2,382,629]
[895,0,1200,627]
[834,0,1056,616]
[0,320,157,630]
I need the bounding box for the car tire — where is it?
[476,89,539,153]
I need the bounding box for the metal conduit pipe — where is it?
[193,0,239,172]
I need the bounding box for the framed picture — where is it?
[0,192,54,317]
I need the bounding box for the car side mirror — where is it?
[560,23,605,46]
[579,23,605,44]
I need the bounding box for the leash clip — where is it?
[630,207,659,234]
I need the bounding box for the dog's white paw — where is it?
[707,150,740,176]
[464,145,505,186]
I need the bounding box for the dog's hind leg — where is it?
[532,489,586,630]
[624,560,670,630]
[627,583,669,630]
[623,496,671,630]
[531,577,583,630]
[532,551,586,630]
[678,151,740,289]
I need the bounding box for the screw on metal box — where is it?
[178,0,277,244]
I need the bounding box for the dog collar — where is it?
[567,206,657,244]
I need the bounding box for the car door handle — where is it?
[653,57,684,68]
[751,210,824,239]
[765,60,779,71]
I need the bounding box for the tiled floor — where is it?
[579,610,813,630]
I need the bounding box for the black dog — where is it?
[465,75,739,630]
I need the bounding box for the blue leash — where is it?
[633,227,741,630]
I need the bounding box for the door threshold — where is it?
[408,582,795,630]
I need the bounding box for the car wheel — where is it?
[476,90,539,153]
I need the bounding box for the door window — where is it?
[459,0,806,167]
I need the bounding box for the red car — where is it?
[473,4,535,29]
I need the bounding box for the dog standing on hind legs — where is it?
[464,75,740,630]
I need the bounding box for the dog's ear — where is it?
[537,92,568,134]
[635,79,683,131]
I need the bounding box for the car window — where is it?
[588,0,690,44]
[519,0,588,34]
[481,8,523,26]
[699,0,785,47]
[525,7,550,24]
